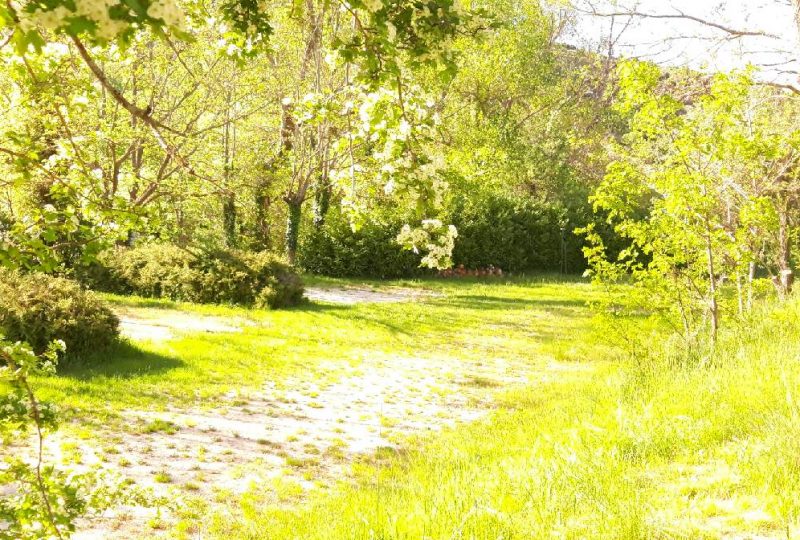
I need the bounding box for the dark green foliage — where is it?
[285,199,303,262]
[298,210,425,279]
[298,195,588,278]
[223,195,238,248]
[0,269,119,361]
[84,244,303,308]
[449,194,587,274]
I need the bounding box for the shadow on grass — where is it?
[284,299,353,313]
[59,340,184,380]
[440,295,589,311]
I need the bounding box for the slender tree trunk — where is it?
[253,178,272,250]
[285,197,303,264]
[736,272,744,315]
[748,261,756,311]
[222,87,238,248]
[704,226,719,343]
[223,194,237,248]
[312,173,331,228]
[776,199,794,297]
[126,229,138,247]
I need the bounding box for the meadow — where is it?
[22,276,800,539]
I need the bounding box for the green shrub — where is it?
[449,194,586,273]
[298,195,588,278]
[298,211,425,279]
[85,244,303,308]
[0,269,120,360]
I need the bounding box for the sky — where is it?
[565,0,800,85]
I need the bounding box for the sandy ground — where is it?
[69,347,555,538]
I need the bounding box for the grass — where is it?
[16,274,800,538]
[33,274,600,417]
[191,293,800,539]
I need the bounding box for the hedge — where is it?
[80,244,304,309]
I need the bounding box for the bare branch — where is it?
[576,4,781,40]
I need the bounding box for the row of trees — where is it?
[2,0,798,335]
[1,0,623,274]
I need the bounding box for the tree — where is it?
[1,0,490,269]
[585,60,800,344]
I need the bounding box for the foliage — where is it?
[1,338,71,539]
[299,193,588,277]
[299,210,425,279]
[1,335,137,539]
[0,0,493,274]
[0,191,112,274]
[0,269,119,362]
[0,336,134,540]
[449,193,585,273]
[86,244,304,308]
[584,61,800,342]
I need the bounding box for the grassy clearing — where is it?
[193,290,800,539]
[33,275,599,418]
[19,273,606,538]
[19,275,799,539]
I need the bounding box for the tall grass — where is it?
[202,296,800,539]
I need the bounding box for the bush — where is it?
[298,195,588,278]
[84,244,304,308]
[0,269,120,360]
[448,194,588,273]
[298,211,425,279]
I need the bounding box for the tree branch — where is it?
[577,5,781,40]
[70,36,183,136]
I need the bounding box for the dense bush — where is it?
[299,211,425,279]
[299,195,587,278]
[0,269,120,360]
[449,194,587,273]
[83,244,304,308]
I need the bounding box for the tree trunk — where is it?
[126,229,138,247]
[312,173,331,228]
[736,272,744,315]
[704,226,719,343]
[285,197,303,264]
[223,194,237,248]
[253,178,272,251]
[221,85,238,249]
[776,198,794,297]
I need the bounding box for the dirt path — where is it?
[304,285,442,305]
[73,350,569,538]
[58,287,585,537]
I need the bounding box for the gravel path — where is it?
[304,285,442,305]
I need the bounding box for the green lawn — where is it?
[37,275,601,417]
[25,276,800,539]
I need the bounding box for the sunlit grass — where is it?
[26,275,800,538]
[190,286,797,539]
[34,274,601,417]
